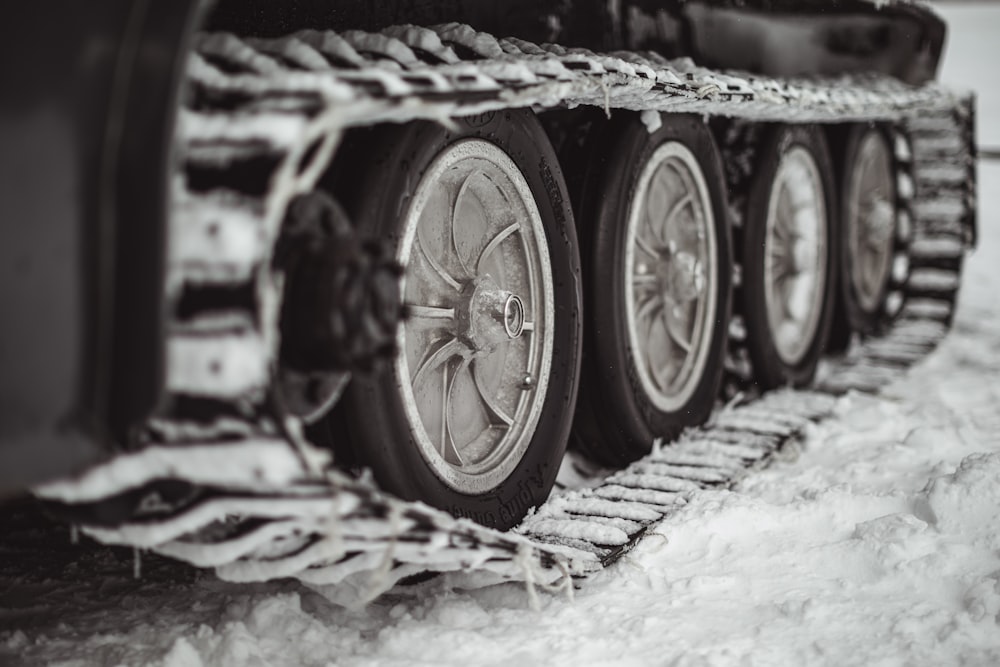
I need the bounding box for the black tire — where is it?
[319,110,582,530]
[838,124,901,337]
[571,113,732,466]
[742,124,838,389]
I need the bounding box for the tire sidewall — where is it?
[336,110,582,530]
[743,124,838,388]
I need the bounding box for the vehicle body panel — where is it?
[0,1,201,495]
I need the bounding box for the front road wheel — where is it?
[324,111,582,530]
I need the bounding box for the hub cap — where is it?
[847,131,896,313]
[396,139,554,494]
[764,145,828,366]
[624,142,718,412]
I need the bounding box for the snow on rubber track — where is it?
[3,5,1000,666]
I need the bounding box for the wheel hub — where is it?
[863,196,894,246]
[274,191,402,422]
[394,138,555,494]
[664,251,705,304]
[459,277,525,353]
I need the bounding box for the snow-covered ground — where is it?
[3,5,1000,666]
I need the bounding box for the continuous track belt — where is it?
[33,24,977,603]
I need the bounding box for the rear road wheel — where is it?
[325,111,582,530]
[840,125,900,335]
[572,114,732,465]
[742,124,837,389]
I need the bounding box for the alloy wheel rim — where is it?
[763,145,828,366]
[395,139,554,494]
[624,142,718,413]
[847,131,896,313]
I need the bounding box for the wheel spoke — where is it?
[646,166,671,231]
[417,224,462,291]
[636,293,663,326]
[407,305,456,321]
[773,264,796,287]
[661,193,694,250]
[632,272,659,291]
[441,357,469,466]
[473,362,514,427]
[769,252,790,280]
[653,349,679,391]
[476,222,521,277]
[774,186,796,243]
[769,243,793,281]
[411,337,464,387]
[635,231,661,259]
[452,170,490,278]
[644,299,689,394]
[664,305,693,354]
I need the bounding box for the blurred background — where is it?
[936,2,1000,149]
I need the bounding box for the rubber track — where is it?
[33,22,977,603]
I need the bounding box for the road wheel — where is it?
[742,124,837,389]
[572,113,731,465]
[322,111,582,530]
[840,124,901,336]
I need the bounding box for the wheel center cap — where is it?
[662,251,704,303]
[461,277,524,352]
[503,294,525,339]
[864,197,895,244]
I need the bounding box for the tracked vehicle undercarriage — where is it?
[1,0,976,600]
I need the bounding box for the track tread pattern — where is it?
[31,23,977,602]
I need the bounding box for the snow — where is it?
[639,109,663,134]
[3,4,1000,666]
